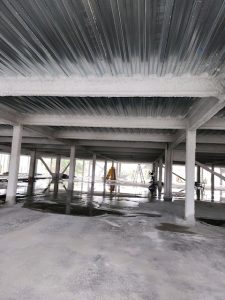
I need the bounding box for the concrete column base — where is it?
[6,196,16,205]
[164,196,173,202]
[185,215,195,226]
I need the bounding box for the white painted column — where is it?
[220,168,223,201]
[81,160,85,193]
[185,130,196,223]
[28,150,36,181]
[6,125,23,205]
[211,164,214,202]
[53,155,61,199]
[88,160,91,192]
[55,155,61,180]
[158,158,163,197]
[155,161,159,181]
[164,146,173,201]
[27,150,36,196]
[66,145,76,214]
[90,154,96,195]
[67,145,76,194]
[103,159,107,196]
[117,162,121,194]
[196,165,201,201]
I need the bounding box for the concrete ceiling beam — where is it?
[21,114,185,129]
[0,76,220,97]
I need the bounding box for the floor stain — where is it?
[198,218,225,227]
[23,201,161,218]
[155,223,195,234]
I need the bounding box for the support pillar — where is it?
[81,160,85,193]
[158,158,163,198]
[90,154,96,195]
[117,162,121,194]
[6,125,23,205]
[67,146,76,196]
[27,150,36,196]
[164,146,173,202]
[196,165,201,201]
[155,161,159,181]
[54,155,61,180]
[53,155,61,199]
[220,168,223,201]
[103,159,107,196]
[211,164,214,202]
[185,130,196,224]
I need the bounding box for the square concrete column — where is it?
[90,154,96,195]
[28,150,36,181]
[66,145,76,214]
[81,160,85,193]
[103,159,107,196]
[164,146,173,201]
[54,155,61,180]
[155,161,159,181]
[27,150,36,196]
[211,164,214,202]
[117,162,121,194]
[158,158,163,197]
[185,130,196,223]
[67,145,76,194]
[53,155,61,199]
[6,125,23,205]
[196,165,201,201]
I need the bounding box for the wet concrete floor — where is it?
[0,202,225,300]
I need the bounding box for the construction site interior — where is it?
[1,1,225,299]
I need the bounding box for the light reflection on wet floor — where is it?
[1,178,156,217]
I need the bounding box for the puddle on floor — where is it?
[198,218,225,227]
[23,201,161,218]
[155,223,195,234]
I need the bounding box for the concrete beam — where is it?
[187,96,225,130]
[0,76,220,97]
[76,140,166,149]
[0,137,64,145]
[170,130,186,150]
[170,97,225,149]
[202,118,225,130]
[55,131,174,142]
[21,114,185,129]
[86,147,161,154]
[0,103,19,125]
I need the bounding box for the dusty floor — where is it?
[0,200,225,300]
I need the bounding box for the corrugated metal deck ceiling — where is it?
[1,0,225,78]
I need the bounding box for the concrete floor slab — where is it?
[0,203,225,300]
